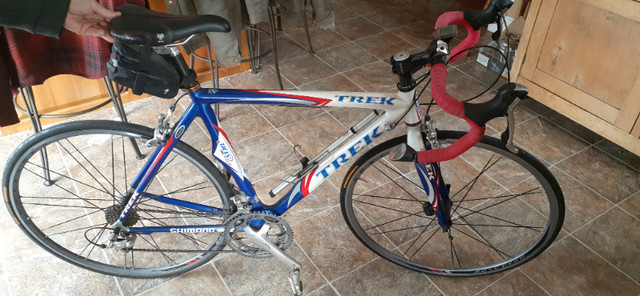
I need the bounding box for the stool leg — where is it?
[20,87,52,186]
[268,6,284,90]
[205,45,220,119]
[302,0,315,54]
[103,77,144,160]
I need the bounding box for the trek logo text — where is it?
[317,127,384,178]
[336,95,395,105]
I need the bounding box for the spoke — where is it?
[454,204,542,232]
[155,155,178,176]
[372,163,425,204]
[377,160,426,193]
[369,223,433,236]
[449,155,502,219]
[460,212,509,260]
[22,202,102,210]
[23,164,112,209]
[451,225,511,258]
[456,190,542,203]
[452,222,543,231]
[143,210,215,248]
[363,209,427,231]
[21,196,113,202]
[79,223,109,258]
[449,229,462,269]
[48,224,100,236]
[24,161,111,201]
[60,139,124,198]
[41,209,103,232]
[111,136,116,203]
[122,136,128,195]
[164,181,213,196]
[407,222,438,260]
[354,199,426,217]
[355,193,419,203]
[137,228,178,265]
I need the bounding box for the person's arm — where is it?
[0,0,120,42]
[0,0,72,37]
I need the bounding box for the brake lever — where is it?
[501,98,520,154]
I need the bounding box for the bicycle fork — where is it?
[414,161,453,230]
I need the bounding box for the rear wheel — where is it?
[340,131,564,276]
[3,120,233,278]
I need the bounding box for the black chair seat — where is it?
[109,4,230,46]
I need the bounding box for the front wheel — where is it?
[3,120,233,278]
[340,131,564,276]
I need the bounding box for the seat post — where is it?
[158,46,200,91]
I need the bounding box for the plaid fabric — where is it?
[0,0,145,127]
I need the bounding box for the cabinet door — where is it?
[519,0,640,133]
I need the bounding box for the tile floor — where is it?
[1,0,639,295]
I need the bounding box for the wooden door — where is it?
[519,0,640,135]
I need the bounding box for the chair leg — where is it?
[268,6,284,90]
[206,45,220,118]
[302,0,315,54]
[20,86,52,186]
[103,77,144,160]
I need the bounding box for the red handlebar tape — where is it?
[434,11,481,64]
[416,64,485,163]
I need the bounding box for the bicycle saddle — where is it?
[109,4,231,46]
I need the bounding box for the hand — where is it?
[63,0,121,42]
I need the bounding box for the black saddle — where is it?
[109,4,230,46]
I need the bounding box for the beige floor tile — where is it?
[514,117,589,165]
[293,206,378,281]
[334,16,385,41]
[343,61,398,92]
[307,285,338,296]
[278,113,346,156]
[556,148,640,203]
[620,191,640,218]
[279,55,339,87]
[315,42,379,73]
[574,207,640,282]
[549,168,614,232]
[363,7,419,30]
[333,258,442,296]
[7,259,119,296]
[355,31,421,60]
[476,270,547,296]
[140,264,230,296]
[521,236,640,296]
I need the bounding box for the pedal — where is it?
[289,269,303,296]
[244,224,303,295]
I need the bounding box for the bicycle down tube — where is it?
[118,88,427,234]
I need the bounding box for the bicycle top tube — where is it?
[190,88,410,110]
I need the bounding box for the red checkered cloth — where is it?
[0,0,145,127]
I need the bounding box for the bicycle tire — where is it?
[3,120,234,278]
[340,131,564,276]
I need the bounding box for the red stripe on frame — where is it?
[246,90,332,106]
[142,136,175,182]
[301,170,315,196]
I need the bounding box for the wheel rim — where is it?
[343,135,561,275]
[7,124,231,277]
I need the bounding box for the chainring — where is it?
[223,212,293,258]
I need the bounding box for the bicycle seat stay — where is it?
[109,4,231,46]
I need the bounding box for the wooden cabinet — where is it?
[513,0,640,155]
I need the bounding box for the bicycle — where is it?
[2,1,564,295]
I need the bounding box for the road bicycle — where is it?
[2,1,564,295]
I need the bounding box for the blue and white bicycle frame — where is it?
[114,87,452,233]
